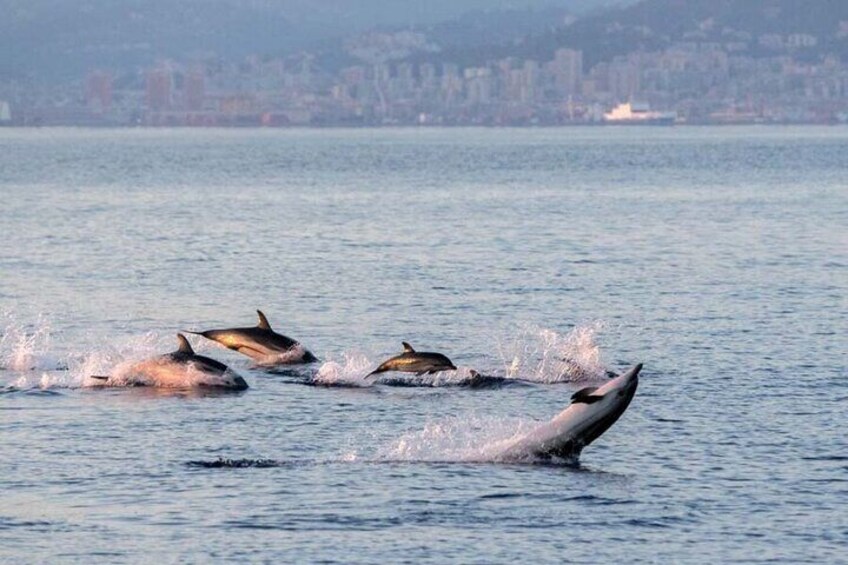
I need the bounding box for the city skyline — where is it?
[2,0,847,126]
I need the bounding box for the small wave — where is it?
[0,384,64,397]
[186,458,288,468]
[0,517,71,532]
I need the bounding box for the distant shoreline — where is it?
[3,121,848,129]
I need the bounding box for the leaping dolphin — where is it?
[187,310,317,366]
[495,363,641,462]
[366,342,457,378]
[87,334,248,390]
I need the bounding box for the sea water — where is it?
[1,127,845,563]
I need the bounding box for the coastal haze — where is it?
[2,0,848,125]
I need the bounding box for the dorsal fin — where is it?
[571,386,604,404]
[257,310,272,330]
[176,334,194,354]
[402,342,415,353]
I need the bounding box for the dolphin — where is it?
[495,363,641,462]
[87,334,248,390]
[187,310,317,366]
[366,342,457,378]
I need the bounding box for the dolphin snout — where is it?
[618,363,641,396]
[231,375,249,390]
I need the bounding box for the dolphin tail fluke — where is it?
[364,368,384,380]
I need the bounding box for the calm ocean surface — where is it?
[0,127,845,563]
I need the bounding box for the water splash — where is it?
[357,415,543,463]
[313,353,511,388]
[313,351,375,387]
[495,322,611,383]
[69,332,166,388]
[7,332,167,390]
[0,312,65,371]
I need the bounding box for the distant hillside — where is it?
[427,0,848,69]
[0,1,311,80]
[0,0,632,81]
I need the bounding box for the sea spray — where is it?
[0,312,64,371]
[496,322,611,383]
[6,331,168,390]
[313,351,375,387]
[370,414,539,463]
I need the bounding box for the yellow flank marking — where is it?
[220,335,240,347]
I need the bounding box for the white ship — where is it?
[603,102,676,125]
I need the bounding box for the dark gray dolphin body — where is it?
[366,342,457,378]
[188,310,317,366]
[88,334,248,390]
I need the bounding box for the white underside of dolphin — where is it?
[492,363,642,462]
[87,358,246,389]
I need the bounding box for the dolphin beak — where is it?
[630,363,643,380]
[619,363,641,395]
[232,375,249,390]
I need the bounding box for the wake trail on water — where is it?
[357,414,548,464]
[2,314,614,392]
[310,322,614,388]
[188,414,571,468]
[310,351,487,388]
